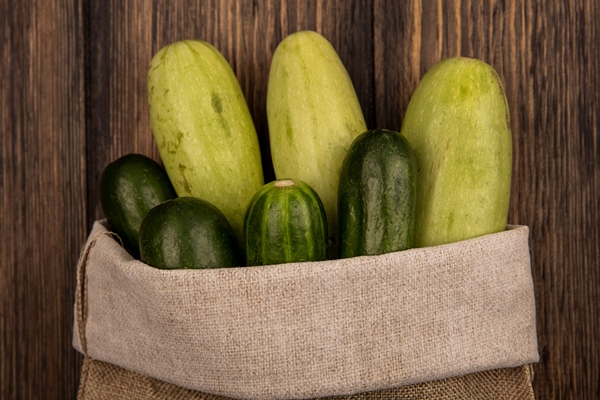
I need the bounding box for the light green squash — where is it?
[400,57,512,247]
[147,40,264,242]
[267,31,367,253]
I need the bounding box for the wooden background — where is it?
[1,0,598,398]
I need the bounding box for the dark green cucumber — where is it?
[338,129,417,258]
[139,197,242,269]
[100,154,176,258]
[244,179,328,266]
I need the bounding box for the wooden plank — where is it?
[0,0,86,398]
[373,1,600,398]
[523,3,600,397]
[85,1,156,230]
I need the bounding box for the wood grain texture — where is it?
[1,0,598,399]
[1,0,86,399]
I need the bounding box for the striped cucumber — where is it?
[147,40,264,243]
[244,179,328,266]
[400,57,512,247]
[338,129,417,258]
[267,31,367,253]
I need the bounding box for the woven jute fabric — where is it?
[73,221,538,399]
[78,357,535,400]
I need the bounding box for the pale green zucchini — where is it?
[266,31,367,253]
[147,40,264,242]
[400,57,512,247]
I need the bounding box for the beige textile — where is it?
[77,357,535,400]
[73,221,538,400]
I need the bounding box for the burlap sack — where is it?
[77,357,535,399]
[73,221,538,399]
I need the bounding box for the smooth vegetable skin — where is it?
[100,154,176,258]
[147,40,264,244]
[267,31,367,253]
[139,197,242,269]
[244,179,328,266]
[400,57,512,247]
[338,129,417,258]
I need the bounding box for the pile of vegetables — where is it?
[100,31,512,270]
